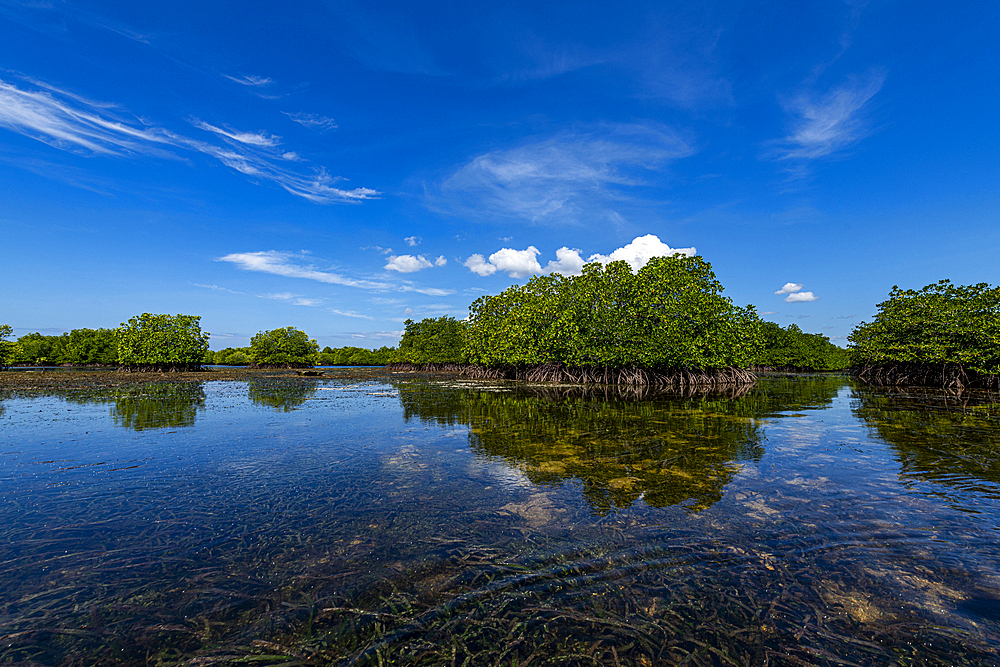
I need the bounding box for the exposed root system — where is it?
[388,362,757,387]
[852,362,1000,389]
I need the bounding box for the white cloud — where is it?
[191,282,244,294]
[193,120,281,147]
[438,123,693,223]
[0,76,378,204]
[220,251,391,289]
[225,74,274,87]
[544,247,586,276]
[785,291,818,303]
[465,234,694,279]
[464,254,497,277]
[385,254,433,273]
[283,112,338,132]
[777,70,885,160]
[328,309,374,320]
[434,255,447,266]
[257,292,322,306]
[587,234,695,272]
[404,235,421,246]
[488,247,542,279]
[775,282,804,295]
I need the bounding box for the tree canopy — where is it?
[397,317,467,364]
[0,325,20,369]
[464,255,761,370]
[757,322,850,371]
[115,313,210,372]
[249,326,319,368]
[849,280,1000,377]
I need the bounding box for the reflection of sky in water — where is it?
[0,375,998,665]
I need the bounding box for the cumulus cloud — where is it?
[488,247,543,278]
[385,254,434,273]
[784,291,818,303]
[775,282,804,295]
[587,234,695,272]
[544,247,586,276]
[437,123,694,224]
[434,256,447,266]
[0,76,377,203]
[465,234,695,279]
[776,70,885,160]
[404,235,421,246]
[464,254,497,277]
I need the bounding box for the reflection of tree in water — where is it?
[852,386,1000,500]
[399,383,770,515]
[111,383,206,431]
[754,373,851,413]
[247,379,317,412]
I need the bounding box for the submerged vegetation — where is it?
[850,280,1000,388]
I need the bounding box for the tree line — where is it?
[5,258,991,386]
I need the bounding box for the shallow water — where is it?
[0,375,998,665]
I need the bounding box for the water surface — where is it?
[1,374,998,665]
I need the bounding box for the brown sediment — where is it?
[0,367,395,391]
[852,362,1000,390]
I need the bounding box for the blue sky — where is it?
[1,0,998,349]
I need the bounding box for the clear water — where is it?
[0,374,998,665]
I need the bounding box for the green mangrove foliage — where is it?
[0,325,19,369]
[317,345,398,366]
[7,328,118,366]
[757,322,851,371]
[207,346,252,365]
[249,326,319,368]
[397,316,467,364]
[463,256,761,382]
[115,314,210,372]
[849,280,1000,388]
[399,384,766,515]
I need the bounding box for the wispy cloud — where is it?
[775,70,885,160]
[436,123,693,224]
[328,309,374,320]
[257,292,322,306]
[404,235,421,246]
[220,251,391,289]
[193,120,281,147]
[218,250,454,296]
[284,112,338,132]
[0,76,378,203]
[224,74,274,87]
[191,282,244,295]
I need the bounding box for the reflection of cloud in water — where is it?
[468,459,534,491]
